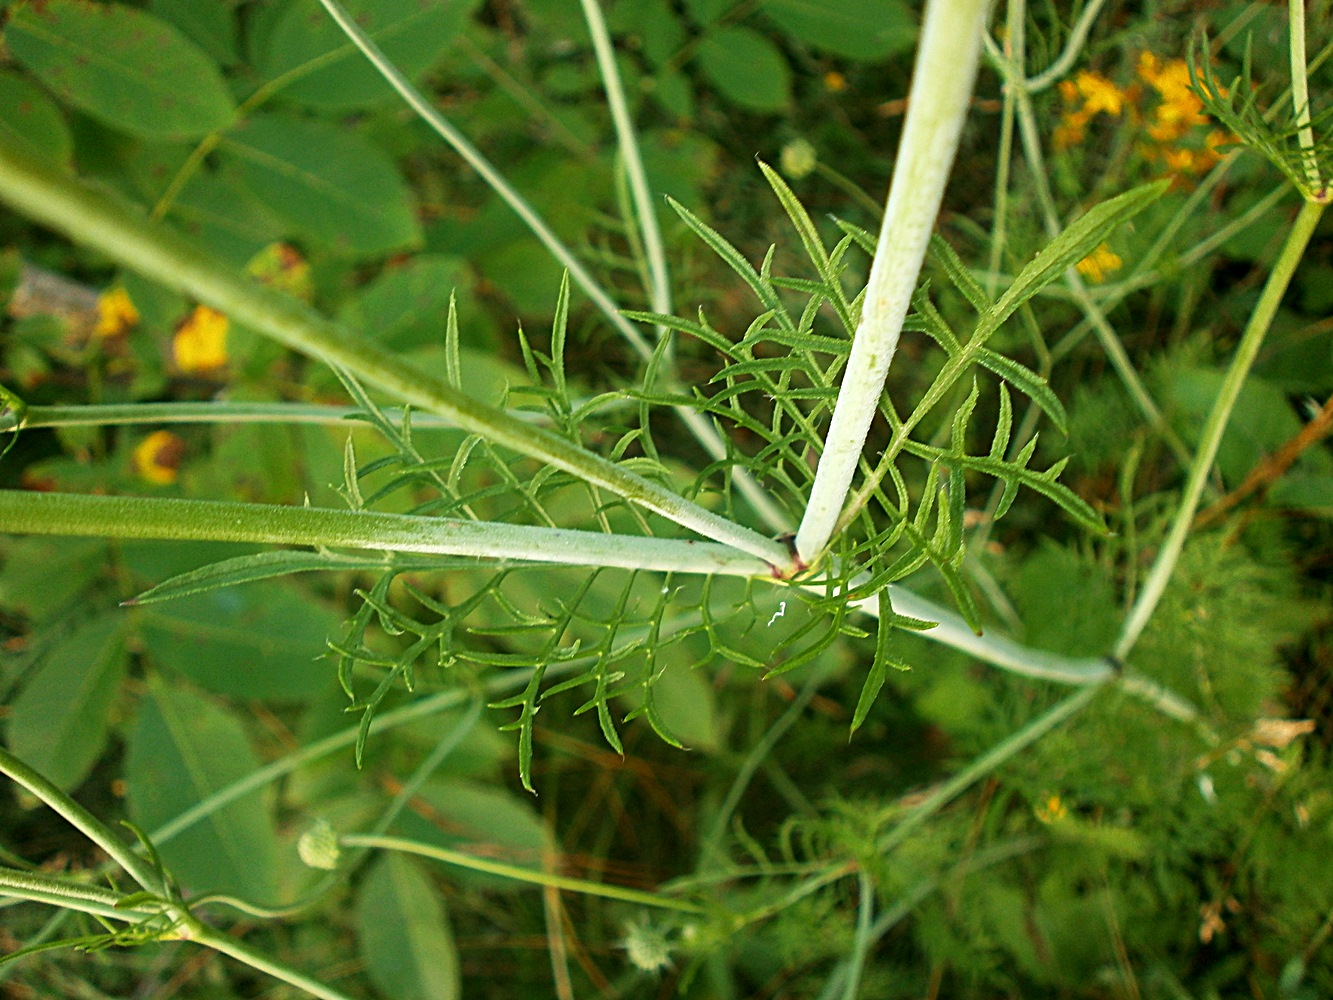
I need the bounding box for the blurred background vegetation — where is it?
[0,0,1331,997]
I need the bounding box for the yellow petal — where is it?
[93,286,139,338]
[173,305,229,373]
[133,430,184,485]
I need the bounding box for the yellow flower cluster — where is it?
[1055,52,1230,177]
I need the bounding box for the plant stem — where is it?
[1115,199,1325,659]
[579,0,670,321]
[876,683,1103,853]
[0,868,164,923]
[0,747,164,894]
[1288,0,1324,195]
[314,0,790,535]
[0,141,789,568]
[340,834,706,915]
[795,0,992,565]
[0,490,773,578]
[1,400,474,432]
[188,923,359,1000]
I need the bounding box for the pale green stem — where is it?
[1289,0,1323,195]
[0,746,163,894]
[984,0,1109,93]
[1116,200,1325,659]
[850,585,1206,729]
[0,490,773,578]
[986,0,1022,300]
[876,683,1103,853]
[579,0,670,320]
[838,871,876,1000]
[1008,77,1190,468]
[0,868,165,924]
[340,834,706,915]
[187,923,358,1000]
[2,401,476,432]
[0,142,789,567]
[314,0,788,535]
[312,0,651,362]
[795,0,993,565]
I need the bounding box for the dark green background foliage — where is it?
[1,0,1331,998]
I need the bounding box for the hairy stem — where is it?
[0,141,789,568]
[0,490,773,578]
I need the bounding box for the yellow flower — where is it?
[173,305,229,373]
[93,286,139,338]
[823,70,846,93]
[1035,794,1068,823]
[1076,243,1123,283]
[133,430,185,485]
[1055,71,1125,149]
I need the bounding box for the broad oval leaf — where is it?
[258,0,479,110]
[125,677,280,900]
[356,854,461,1000]
[763,0,916,61]
[696,27,792,112]
[219,114,421,258]
[5,0,235,140]
[7,613,127,791]
[0,69,72,166]
[136,583,340,700]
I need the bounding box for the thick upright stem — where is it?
[795,0,992,564]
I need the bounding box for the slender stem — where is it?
[579,0,670,320]
[340,834,706,915]
[1288,0,1324,195]
[189,924,358,1000]
[1116,200,1325,659]
[2,401,473,433]
[0,868,165,924]
[314,0,789,536]
[876,684,1103,853]
[0,490,773,578]
[0,747,164,893]
[1007,0,1109,93]
[0,141,789,567]
[795,0,992,565]
[1008,76,1190,469]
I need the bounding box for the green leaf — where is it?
[7,614,127,791]
[980,180,1170,342]
[136,583,340,700]
[696,27,792,112]
[5,0,235,140]
[356,854,461,1000]
[763,0,916,61]
[258,0,479,110]
[125,676,280,900]
[0,69,72,166]
[148,0,239,66]
[128,550,406,605]
[0,538,108,621]
[338,255,476,350]
[219,113,421,258]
